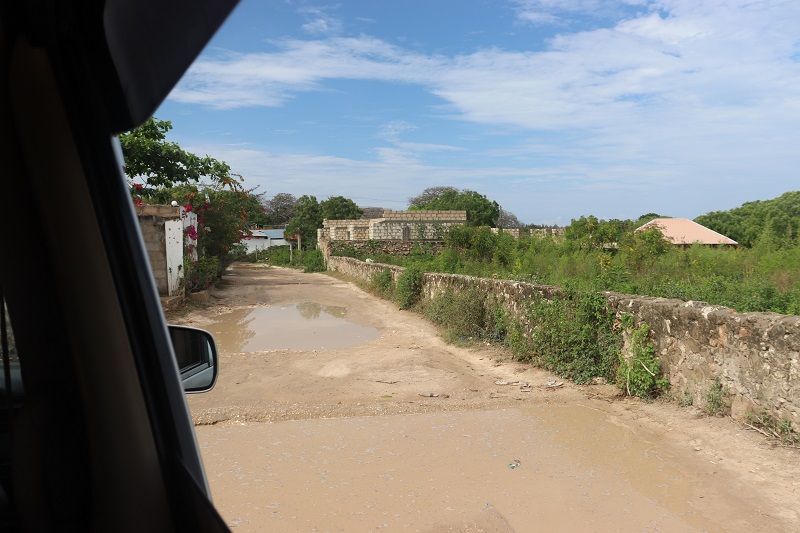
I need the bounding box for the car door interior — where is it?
[0,0,238,531]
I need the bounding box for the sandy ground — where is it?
[173,264,800,532]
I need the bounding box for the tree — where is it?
[239,187,270,227]
[498,210,524,228]
[409,187,500,227]
[408,186,458,208]
[166,183,263,262]
[566,215,628,249]
[120,117,237,204]
[320,196,363,220]
[285,195,322,248]
[263,193,297,225]
[695,191,800,247]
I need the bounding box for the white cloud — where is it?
[168,0,800,222]
[297,5,343,36]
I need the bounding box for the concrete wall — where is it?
[327,256,800,430]
[242,237,287,253]
[136,205,184,296]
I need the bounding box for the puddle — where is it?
[208,302,380,352]
[196,406,767,532]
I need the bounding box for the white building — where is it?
[242,228,288,253]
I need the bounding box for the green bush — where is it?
[186,256,219,293]
[616,323,669,398]
[395,267,425,309]
[526,288,619,384]
[303,249,326,272]
[372,268,394,298]
[423,288,486,341]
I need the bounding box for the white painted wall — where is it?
[165,219,183,296]
[242,237,288,253]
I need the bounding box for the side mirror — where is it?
[168,325,218,393]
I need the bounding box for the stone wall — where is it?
[136,205,183,296]
[327,256,800,430]
[322,210,467,242]
[381,210,467,222]
[329,240,447,257]
[369,220,460,241]
[324,219,371,241]
[491,228,521,238]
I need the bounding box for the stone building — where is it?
[319,210,467,242]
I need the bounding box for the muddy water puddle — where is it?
[197,405,766,532]
[208,302,380,352]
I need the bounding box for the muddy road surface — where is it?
[173,264,800,532]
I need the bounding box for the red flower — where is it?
[184,204,192,212]
[134,199,142,206]
[133,183,143,190]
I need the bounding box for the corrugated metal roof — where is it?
[636,218,737,245]
[248,229,285,239]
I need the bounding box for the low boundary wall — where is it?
[327,256,799,429]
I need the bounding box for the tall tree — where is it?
[498,210,524,228]
[321,196,363,220]
[410,187,500,227]
[285,195,322,248]
[263,193,297,225]
[408,186,458,208]
[120,117,237,203]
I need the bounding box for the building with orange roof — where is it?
[635,218,738,247]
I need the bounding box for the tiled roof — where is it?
[636,218,737,245]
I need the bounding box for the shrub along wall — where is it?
[327,256,800,430]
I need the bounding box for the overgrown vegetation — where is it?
[240,246,304,268]
[423,287,492,342]
[303,249,326,273]
[371,268,394,299]
[394,267,425,309]
[335,204,800,315]
[616,321,669,398]
[363,261,671,394]
[745,408,800,447]
[185,256,219,293]
[705,379,729,416]
[522,288,620,384]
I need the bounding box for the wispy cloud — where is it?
[297,5,343,36]
[168,0,800,222]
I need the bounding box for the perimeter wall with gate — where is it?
[327,256,800,430]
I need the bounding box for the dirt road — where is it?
[174,264,800,532]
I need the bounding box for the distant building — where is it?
[319,210,467,242]
[242,228,288,253]
[636,218,738,247]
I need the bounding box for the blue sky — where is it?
[156,0,800,226]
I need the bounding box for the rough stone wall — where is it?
[329,240,446,257]
[136,205,182,295]
[323,211,467,242]
[381,210,467,222]
[326,256,800,430]
[325,219,371,241]
[369,220,461,240]
[606,294,800,427]
[491,228,521,238]
[532,227,566,238]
